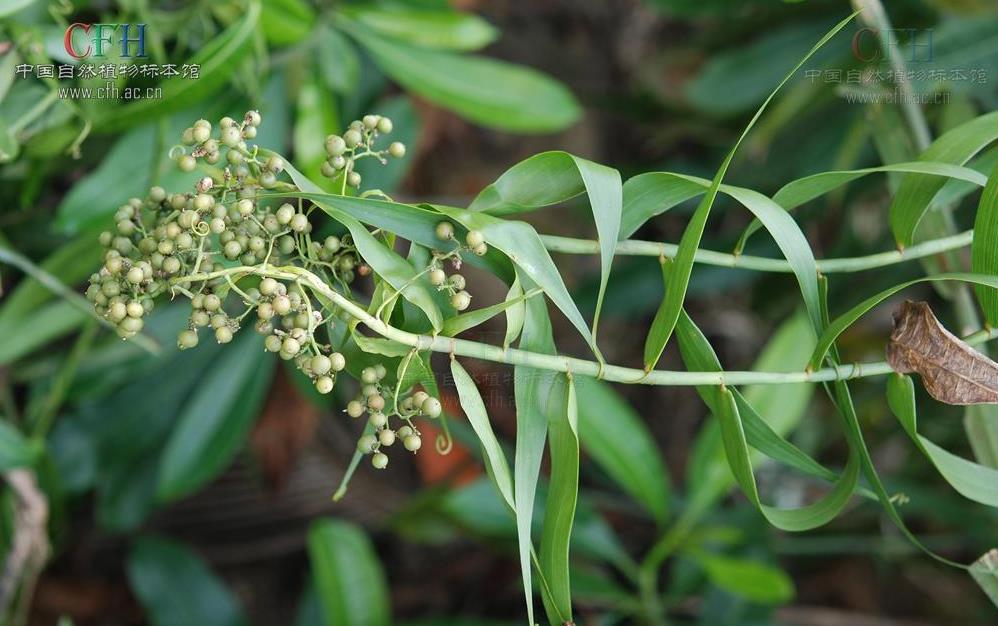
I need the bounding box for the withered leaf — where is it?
[887,300,998,405]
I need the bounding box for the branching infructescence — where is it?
[83,110,462,471]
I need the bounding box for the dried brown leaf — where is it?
[887,300,998,405]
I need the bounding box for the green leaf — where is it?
[318,25,359,94]
[261,0,314,45]
[95,2,261,131]
[340,5,498,51]
[886,373,998,507]
[971,550,998,609]
[503,278,525,349]
[127,536,249,626]
[512,275,556,624]
[539,375,578,626]
[0,420,40,471]
[352,330,412,357]
[441,287,537,337]
[434,205,598,358]
[347,26,580,133]
[889,110,998,247]
[965,405,998,469]
[470,151,622,339]
[0,114,17,163]
[307,519,390,626]
[451,359,514,510]
[640,12,857,364]
[808,273,998,370]
[574,376,670,522]
[737,161,987,252]
[0,300,88,365]
[293,69,340,187]
[156,333,275,502]
[0,0,38,19]
[972,160,998,325]
[690,553,795,604]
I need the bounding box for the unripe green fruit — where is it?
[367,394,385,411]
[192,310,210,327]
[377,117,393,134]
[448,274,466,290]
[324,236,341,252]
[259,277,278,296]
[435,221,454,240]
[290,213,309,232]
[178,329,199,349]
[243,125,257,139]
[127,267,145,284]
[215,326,233,343]
[363,114,380,129]
[107,302,127,322]
[149,186,167,203]
[224,240,242,259]
[246,110,262,126]
[378,429,396,446]
[451,291,472,311]
[374,364,387,379]
[371,452,389,469]
[272,295,291,315]
[192,125,210,143]
[163,256,182,274]
[347,400,365,418]
[344,129,362,148]
[264,334,282,352]
[465,230,485,247]
[403,434,422,452]
[211,314,228,329]
[397,425,414,439]
[429,269,447,285]
[204,294,222,311]
[361,367,379,384]
[276,204,295,225]
[411,391,429,407]
[421,396,442,418]
[222,126,241,147]
[388,142,406,158]
[315,376,334,394]
[260,171,277,188]
[257,302,274,320]
[126,301,145,318]
[311,355,332,375]
[357,435,378,454]
[325,135,346,156]
[347,172,361,188]
[181,127,194,145]
[282,337,301,355]
[472,243,488,256]
[369,411,388,429]
[320,161,336,178]
[120,316,144,334]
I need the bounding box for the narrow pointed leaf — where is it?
[972,161,998,325]
[307,520,390,626]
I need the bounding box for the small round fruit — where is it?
[472,243,488,256]
[465,230,485,247]
[429,268,447,285]
[282,337,301,355]
[448,274,466,290]
[126,266,145,284]
[323,236,340,252]
[357,435,378,454]
[403,434,422,452]
[346,400,365,418]
[368,411,388,429]
[215,326,233,344]
[290,213,309,232]
[311,355,332,375]
[388,142,406,158]
[377,117,393,134]
[178,329,199,349]
[315,376,334,395]
[347,171,361,188]
[451,291,472,311]
[362,115,379,129]
[367,394,385,411]
[435,221,454,240]
[329,352,346,371]
[371,452,389,469]
[397,425,414,439]
[361,367,378,384]
[272,295,291,315]
[343,129,362,148]
[374,364,387,379]
[378,429,396,446]
[325,135,346,156]
[421,397,442,418]
[203,294,222,311]
[259,277,278,296]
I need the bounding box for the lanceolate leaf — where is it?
[539,375,578,626]
[690,552,795,605]
[890,110,998,248]
[307,519,390,626]
[470,151,622,339]
[634,12,857,368]
[971,550,998,608]
[440,287,538,337]
[886,373,998,506]
[887,301,998,405]
[972,161,998,325]
[340,5,498,51]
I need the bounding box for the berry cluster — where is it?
[320,114,406,189]
[87,109,452,468]
[346,365,442,469]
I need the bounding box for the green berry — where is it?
[429,269,447,286]
[264,334,282,352]
[204,294,222,311]
[315,376,334,395]
[397,425,414,439]
[266,155,284,173]
[126,301,144,318]
[451,291,472,311]
[192,124,210,143]
[311,355,332,375]
[347,401,365,418]
[361,367,378,384]
[325,135,346,156]
[435,221,454,240]
[403,434,422,452]
[276,204,295,225]
[388,142,406,159]
[272,295,291,315]
[357,435,378,454]
[246,110,262,126]
[371,452,389,469]
[282,337,301,355]
[126,267,144,284]
[448,274,466,290]
[259,277,278,296]
[378,429,396,446]
[290,213,309,232]
[362,115,380,129]
[367,394,385,411]
[107,302,127,322]
[344,129,362,148]
[377,118,393,134]
[374,364,387,379]
[369,411,388,429]
[465,230,485,247]
[215,326,233,343]
[323,236,340,252]
[178,329,199,349]
[329,352,346,372]
[347,172,361,188]
[421,396,442,418]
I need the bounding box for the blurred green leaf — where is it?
[96,2,261,131]
[0,115,18,163]
[972,161,998,325]
[307,519,390,626]
[0,300,88,365]
[0,420,41,471]
[127,536,249,626]
[0,0,37,19]
[965,404,998,469]
[293,69,340,185]
[690,552,795,605]
[575,376,671,522]
[317,25,360,94]
[341,5,498,51]
[156,333,275,502]
[890,110,998,247]
[261,0,314,45]
[971,550,998,609]
[347,26,580,133]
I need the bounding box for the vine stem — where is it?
[173,265,998,387]
[540,229,974,273]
